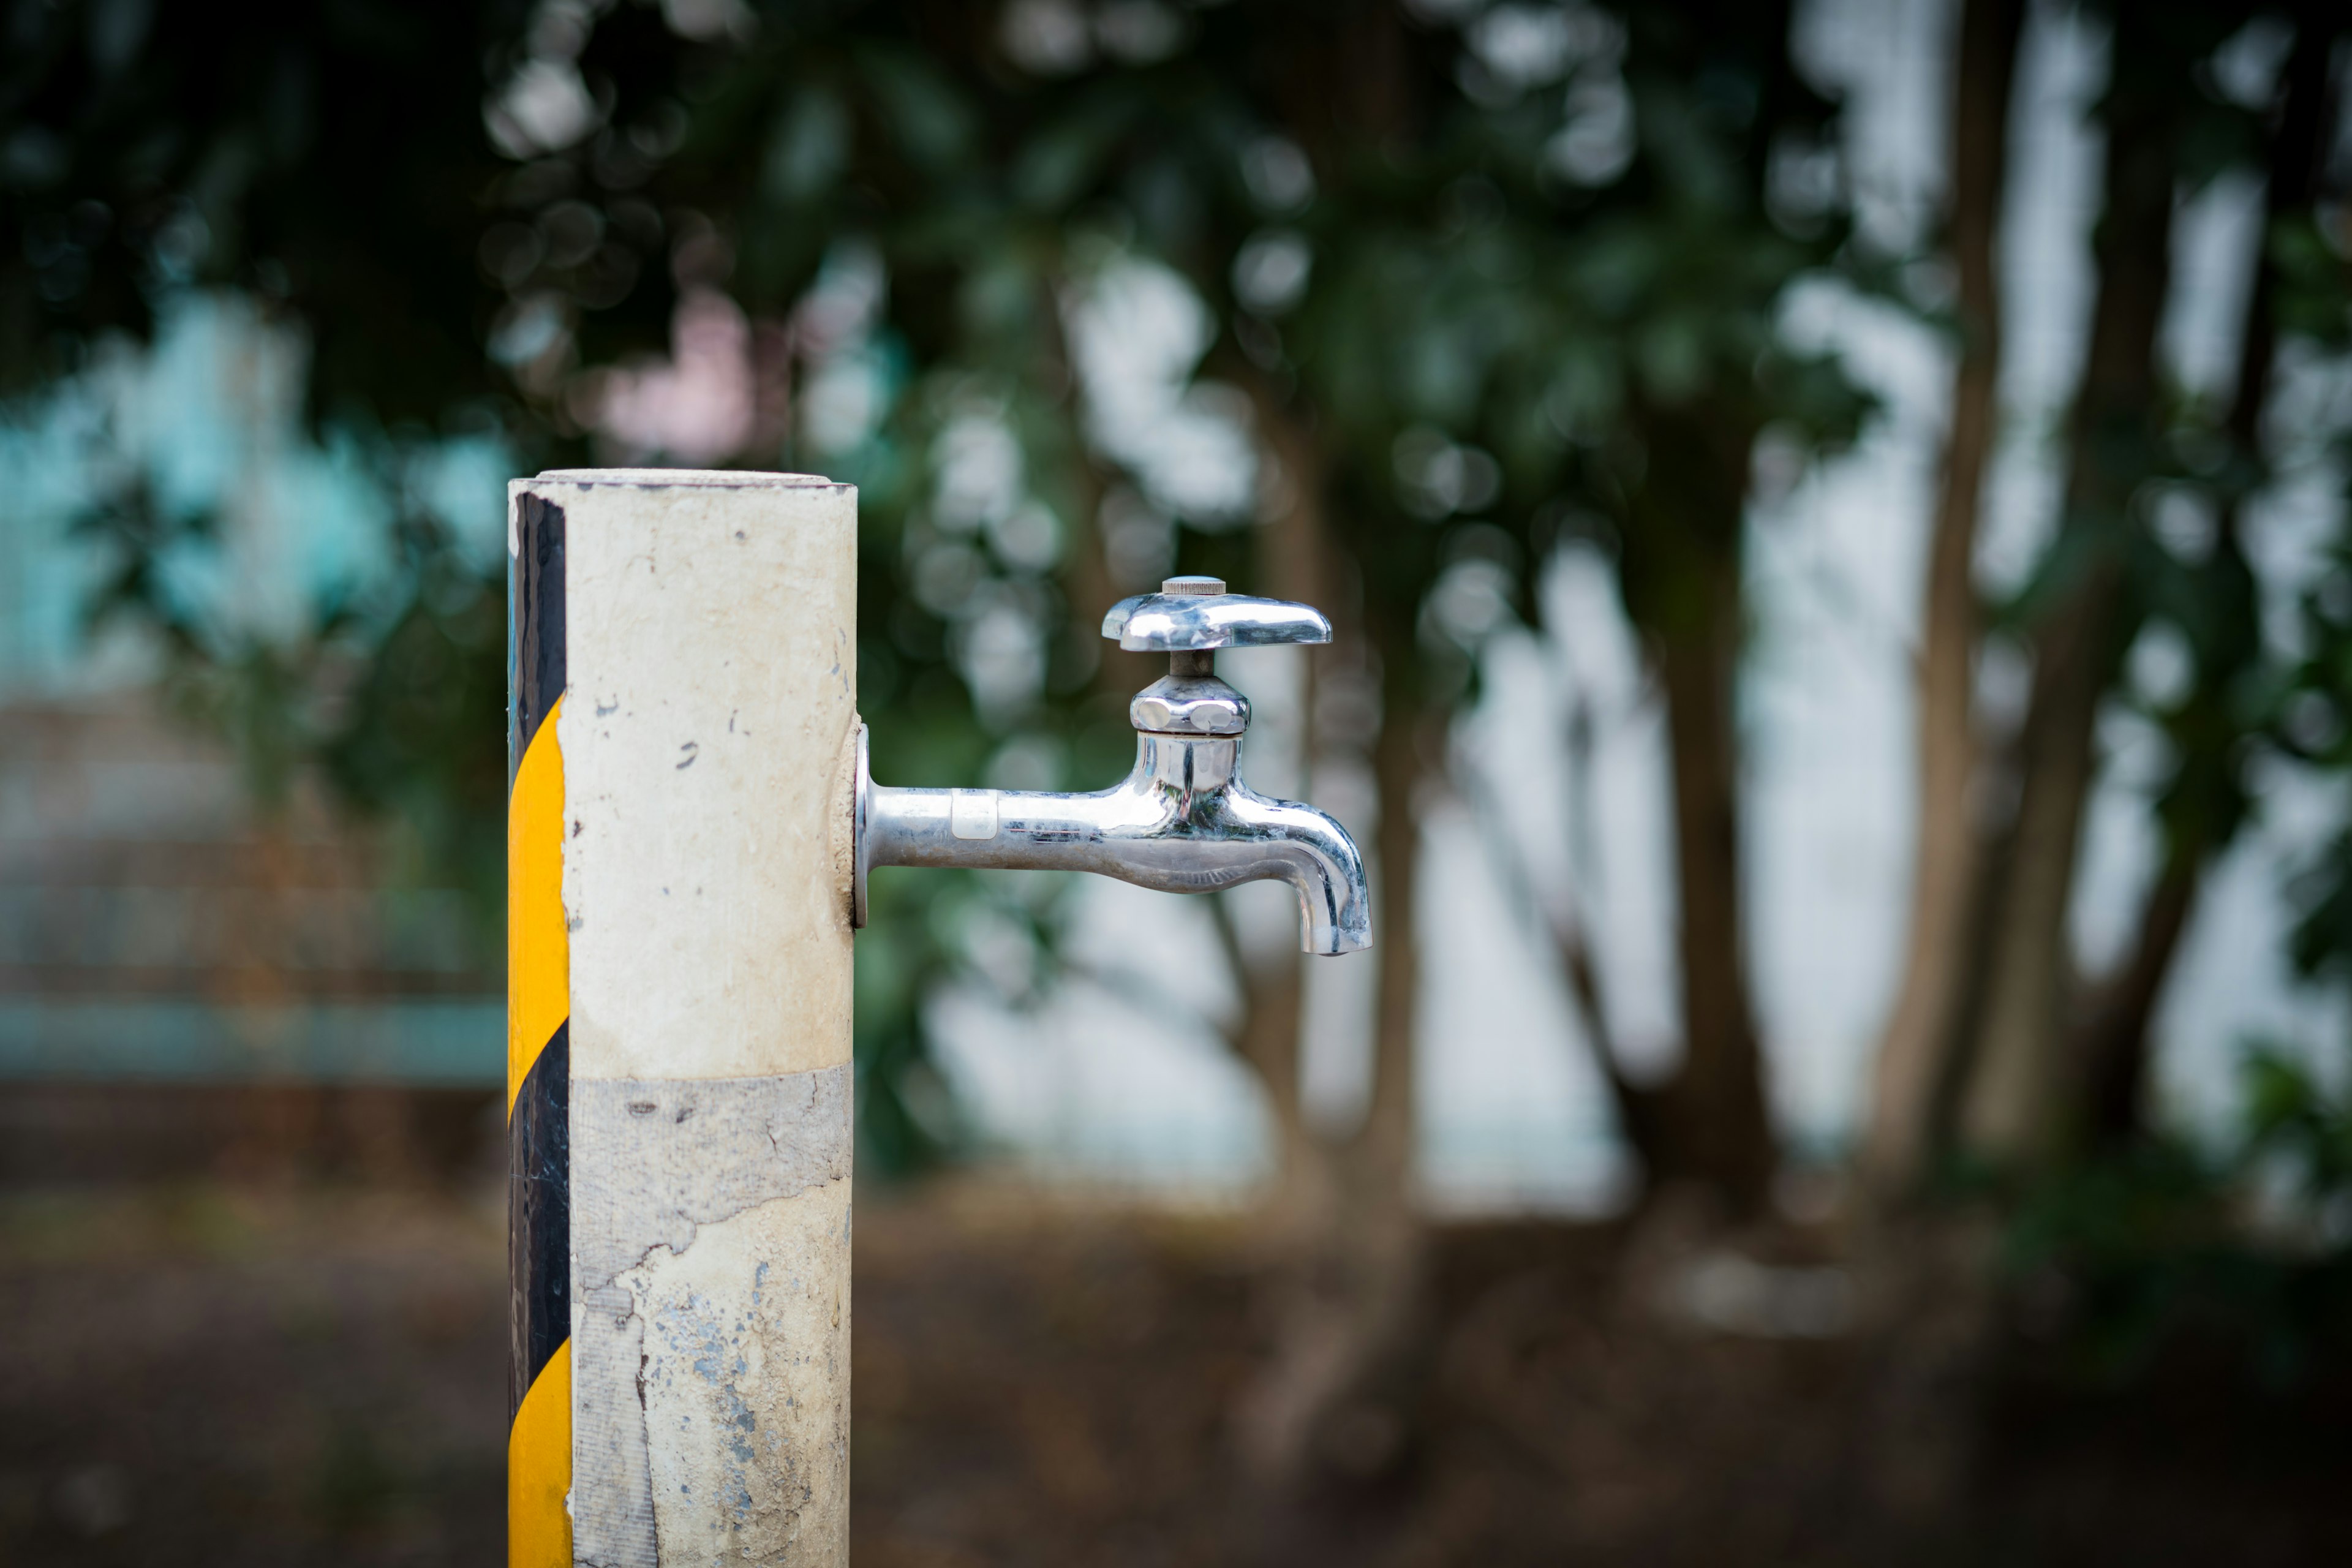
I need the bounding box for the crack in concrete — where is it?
[570,1063,851,1568]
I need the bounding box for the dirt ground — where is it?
[0,1166,2345,1567]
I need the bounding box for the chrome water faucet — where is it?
[853,577,1372,955]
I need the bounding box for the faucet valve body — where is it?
[1129,674,1249,736]
[854,578,1371,955]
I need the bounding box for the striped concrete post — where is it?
[507,469,859,1567]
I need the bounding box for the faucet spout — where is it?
[1217,788,1373,957]
[859,731,1371,956]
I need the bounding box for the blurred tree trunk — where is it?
[1616,396,1777,1212]
[1234,392,1338,1231]
[1234,614,1431,1485]
[2071,10,2345,1145]
[1463,682,1672,1185]
[1544,0,1828,1216]
[1957,5,2180,1167]
[1232,393,1430,1486]
[1234,701,1432,1488]
[1228,5,1436,1482]
[1864,0,2026,1197]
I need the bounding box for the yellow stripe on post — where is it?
[508,695,568,1115]
[508,1337,572,1567]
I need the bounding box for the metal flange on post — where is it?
[507,478,1366,1567]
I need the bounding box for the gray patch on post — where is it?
[570,1063,851,1567]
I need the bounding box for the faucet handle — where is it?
[1101,577,1333,652]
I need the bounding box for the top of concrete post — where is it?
[530,468,848,488]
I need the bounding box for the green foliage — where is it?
[71,475,332,815]
[1,0,532,417]
[7,0,1890,1175]
[2278,548,2352,982]
[2003,1049,2352,1389]
[315,529,510,927]
[2271,213,2352,978]
[70,440,514,928]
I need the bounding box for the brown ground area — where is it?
[0,1159,2345,1566]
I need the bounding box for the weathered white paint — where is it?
[571,1069,853,1565]
[521,469,857,1568]
[631,1175,853,1558]
[555,469,858,1084]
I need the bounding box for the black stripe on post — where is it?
[511,493,567,786]
[509,1022,571,1419]
[510,490,569,1429]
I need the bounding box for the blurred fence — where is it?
[0,696,500,1180]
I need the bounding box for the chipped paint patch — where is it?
[571,1066,851,1567]
[630,1181,851,1564]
